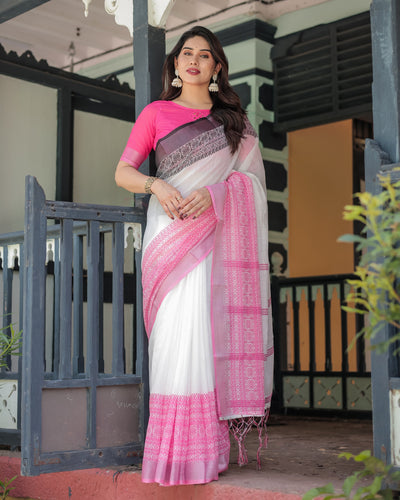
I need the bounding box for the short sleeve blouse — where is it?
[120,100,211,169]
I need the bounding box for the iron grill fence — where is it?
[271,274,371,416]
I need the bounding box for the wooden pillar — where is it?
[132,0,166,436]
[56,88,73,201]
[133,0,165,177]
[370,0,400,163]
[367,0,400,469]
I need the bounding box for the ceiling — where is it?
[0,0,326,72]
[0,0,133,70]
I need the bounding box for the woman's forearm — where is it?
[115,160,183,219]
[115,161,151,193]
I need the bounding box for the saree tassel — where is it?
[229,411,270,469]
[256,410,269,470]
[229,418,250,466]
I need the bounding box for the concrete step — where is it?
[1,416,372,500]
[3,456,301,500]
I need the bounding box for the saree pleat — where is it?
[142,254,230,485]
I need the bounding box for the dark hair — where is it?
[160,26,246,154]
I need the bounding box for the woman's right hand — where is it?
[151,179,183,220]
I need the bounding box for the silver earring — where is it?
[171,69,183,88]
[208,73,219,92]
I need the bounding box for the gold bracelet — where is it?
[144,176,157,194]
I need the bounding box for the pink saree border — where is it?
[208,172,268,420]
[142,206,217,335]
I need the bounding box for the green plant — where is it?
[303,451,400,500]
[0,324,22,369]
[304,172,400,500]
[0,475,17,500]
[338,171,400,353]
[0,324,22,498]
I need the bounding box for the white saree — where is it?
[140,116,273,486]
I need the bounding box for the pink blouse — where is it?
[120,100,211,170]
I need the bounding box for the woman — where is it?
[115,26,273,486]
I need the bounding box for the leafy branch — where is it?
[338,171,400,353]
[303,451,400,500]
[0,324,22,369]
[0,476,17,500]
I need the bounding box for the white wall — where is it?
[0,75,57,234]
[73,110,134,208]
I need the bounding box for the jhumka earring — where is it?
[171,69,183,88]
[208,73,219,92]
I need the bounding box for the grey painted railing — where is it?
[20,175,148,475]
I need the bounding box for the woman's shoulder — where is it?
[145,100,175,110]
[137,100,176,118]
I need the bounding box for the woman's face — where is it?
[174,36,221,89]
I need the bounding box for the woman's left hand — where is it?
[179,187,212,219]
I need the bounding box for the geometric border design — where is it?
[347,377,372,411]
[314,377,343,410]
[283,376,310,408]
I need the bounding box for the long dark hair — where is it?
[160,26,246,154]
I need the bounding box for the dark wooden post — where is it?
[367,0,400,468]
[132,0,166,437]
[56,88,73,202]
[133,0,165,177]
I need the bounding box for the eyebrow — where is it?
[182,46,212,53]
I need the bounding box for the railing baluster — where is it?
[356,283,366,373]
[17,243,24,431]
[52,237,60,376]
[323,283,332,372]
[135,236,148,436]
[59,219,73,379]
[340,281,349,373]
[87,221,100,449]
[73,233,84,375]
[270,275,284,412]
[98,232,105,373]
[132,255,138,374]
[112,223,125,377]
[2,246,13,371]
[292,285,300,372]
[308,284,316,373]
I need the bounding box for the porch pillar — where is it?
[367,0,400,468]
[133,0,165,177]
[132,0,166,437]
[370,0,400,163]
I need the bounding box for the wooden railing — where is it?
[271,274,371,415]
[21,176,148,475]
[0,188,372,461]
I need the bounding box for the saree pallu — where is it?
[141,116,274,486]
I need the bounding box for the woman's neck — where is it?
[174,86,213,110]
